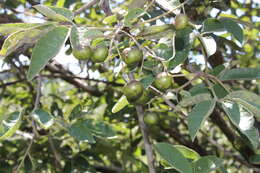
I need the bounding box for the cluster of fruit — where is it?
[72,45,109,63]
[72,14,189,125]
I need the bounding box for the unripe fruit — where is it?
[134,89,152,105]
[174,14,189,30]
[144,112,159,125]
[73,46,93,60]
[91,46,108,63]
[122,48,143,67]
[123,81,144,102]
[153,72,172,92]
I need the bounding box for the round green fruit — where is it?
[123,81,144,102]
[91,46,109,63]
[122,48,143,67]
[73,46,93,60]
[134,89,152,105]
[144,112,159,125]
[174,14,189,30]
[153,72,172,92]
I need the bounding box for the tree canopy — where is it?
[0,0,259,173]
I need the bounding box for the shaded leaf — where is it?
[33,109,54,129]
[177,93,212,108]
[112,95,129,113]
[69,120,95,143]
[155,142,193,173]
[249,154,260,164]
[27,26,69,80]
[169,27,192,70]
[193,156,223,173]
[218,68,260,81]
[154,43,173,60]
[69,104,84,121]
[220,18,243,43]
[188,100,216,141]
[0,112,22,140]
[124,8,145,26]
[202,18,224,33]
[140,74,155,88]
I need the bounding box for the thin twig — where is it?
[48,136,62,170]
[14,76,42,173]
[140,0,189,25]
[74,0,100,15]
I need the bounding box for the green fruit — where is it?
[122,48,143,67]
[91,46,109,63]
[144,112,159,125]
[175,14,189,30]
[123,81,144,102]
[153,72,172,92]
[134,89,152,105]
[73,46,93,60]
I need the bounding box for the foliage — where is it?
[0,0,259,173]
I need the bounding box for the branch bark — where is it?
[135,105,156,173]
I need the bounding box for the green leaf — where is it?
[174,145,200,161]
[138,24,174,39]
[188,100,216,141]
[83,29,104,39]
[222,101,259,149]
[103,14,117,25]
[192,156,223,173]
[177,93,212,108]
[0,111,22,140]
[0,23,41,36]
[169,27,192,70]
[33,5,73,22]
[27,26,69,80]
[0,24,56,58]
[140,74,155,88]
[124,8,145,26]
[49,6,74,21]
[32,109,54,129]
[112,95,129,113]
[202,18,224,33]
[70,25,80,50]
[87,120,116,138]
[209,65,225,76]
[249,154,260,164]
[154,43,173,60]
[218,68,260,81]
[220,18,244,43]
[69,120,96,143]
[154,142,193,173]
[212,84,228,99]
[69,104,84,121]
[224,90,260,117]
